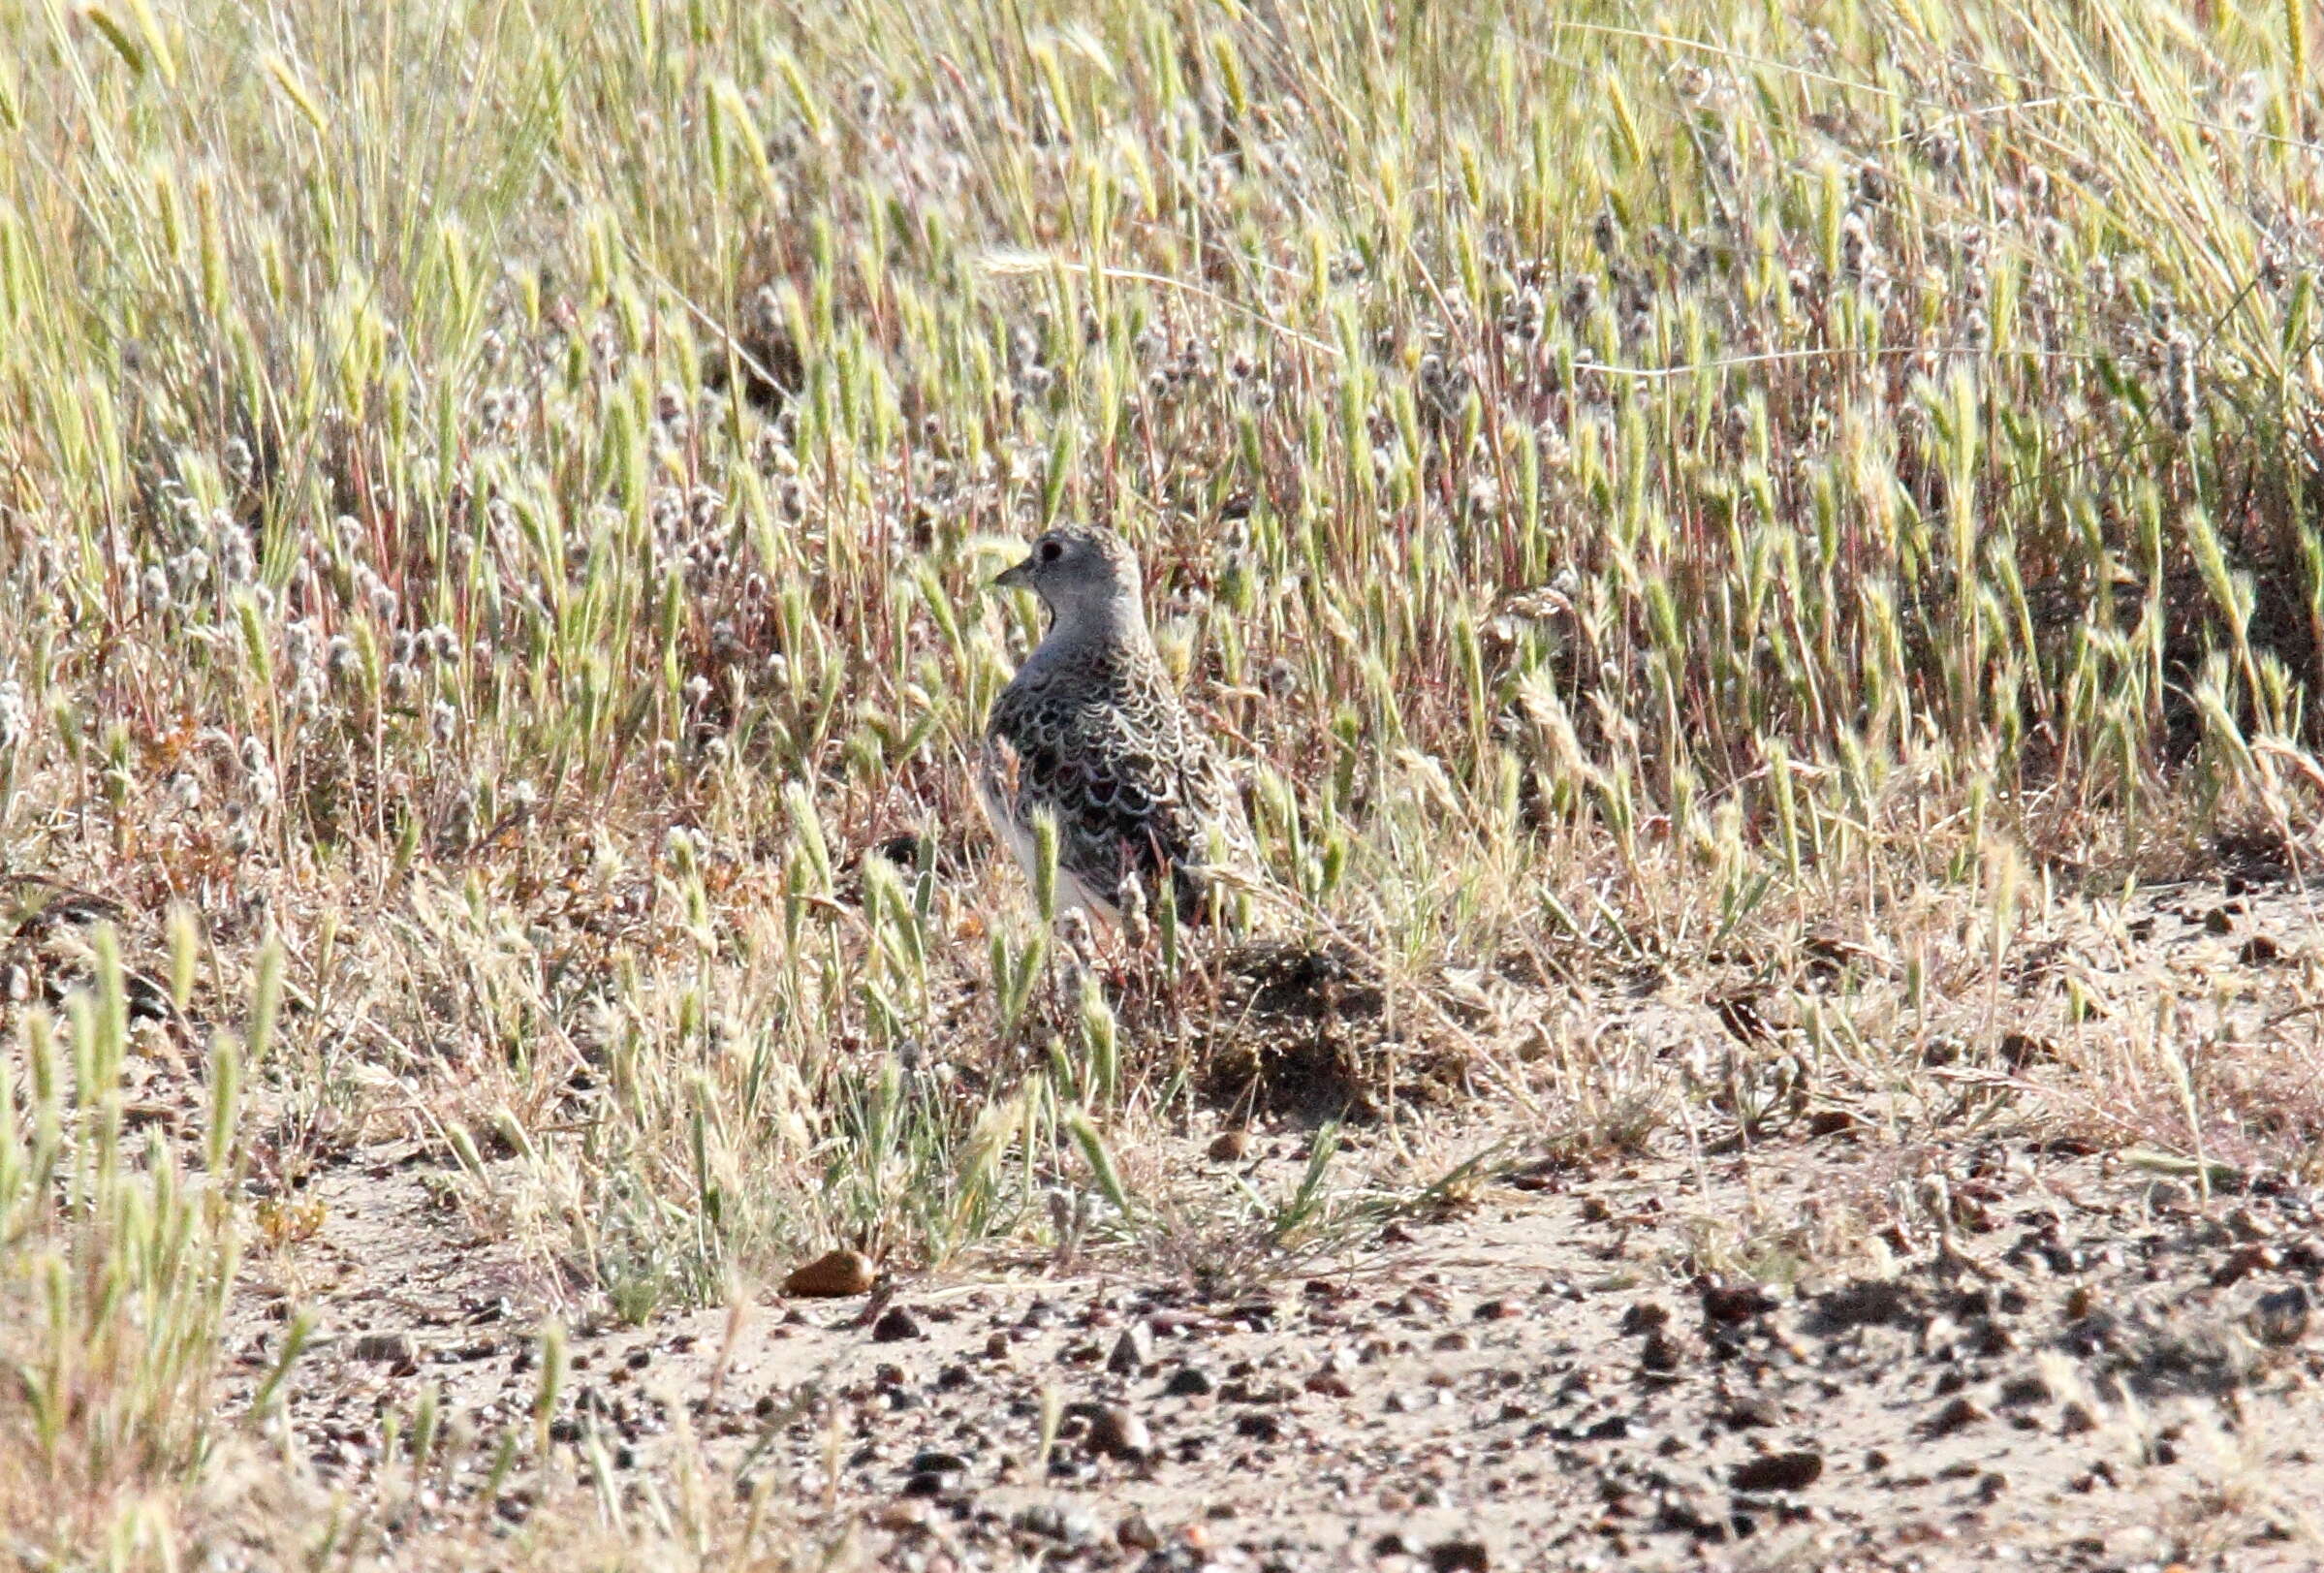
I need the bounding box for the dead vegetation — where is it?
[9,0,2324,1562]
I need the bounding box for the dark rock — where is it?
[1426,1536,1492,1571]
[1638,1330,1686,1373]
[1996,1373,2052,1408]
[1998,1031,2058,1068]
[1699,1281,1779,1324]
[870,1306,923,1343]
[1109,1324,1154,1375]
[1164,1366,1214,1397]
[1924,1396,1988,1436]
[1806,1279,1920,1333]
[1234,1412,1282,1441]
[1652,1480,1729,1541]
[1729,1451,1822,1493]
[351,1333,418,1365]
[1086,1404,1152,1461]
[2253,1284,2310,1346]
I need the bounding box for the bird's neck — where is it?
[1033,595,1152,665]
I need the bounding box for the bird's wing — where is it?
[985,663,1253,920]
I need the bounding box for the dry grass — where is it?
[8,0,2324,1558]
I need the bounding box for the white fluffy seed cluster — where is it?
[0,679,25,751]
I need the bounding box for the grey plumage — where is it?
[979,525,1249,924]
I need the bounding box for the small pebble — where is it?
[2253,1284,2311,1346]
[1108,1324,1153,1375]
[1426,1536,1492,1572]
[1085,1404,1151,1461]
[1730,1450,1823,1492]
[781,1249,875,1298]
[871,1306,923,1342]
[1164,1366,1214,1397]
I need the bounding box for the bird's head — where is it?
[992,524,1146,634]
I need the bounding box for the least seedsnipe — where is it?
[979,525,1253,928]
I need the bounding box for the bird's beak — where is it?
[990,556,1035,591]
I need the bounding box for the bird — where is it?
[979,524,1251,928]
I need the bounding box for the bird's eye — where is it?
[1038,540,1063,563]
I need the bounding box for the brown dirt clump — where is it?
[1193,938,1472,1121]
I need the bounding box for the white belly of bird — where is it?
[974,767,1117,922]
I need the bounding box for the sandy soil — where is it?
[203,869,2324,1571]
